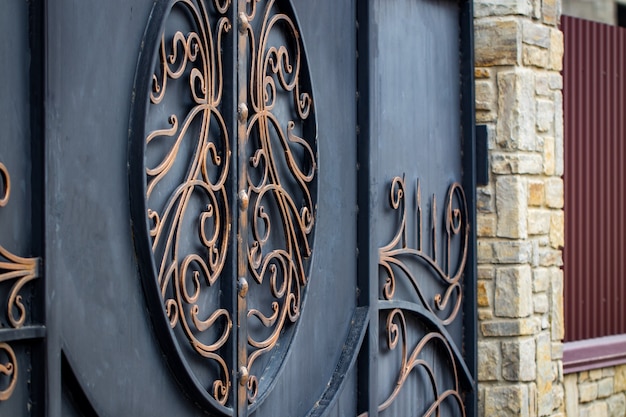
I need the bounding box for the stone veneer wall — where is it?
[473,0,565,415]
[564,366,626,416]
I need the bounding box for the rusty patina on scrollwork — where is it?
[241,0,317,403]
[379,176,468,325]
[143,0,233,405]
[0,163,40,402]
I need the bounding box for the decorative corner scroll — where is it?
[379,176,469,325]
[0,163,41,402]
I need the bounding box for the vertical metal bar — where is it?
[459,0,477,415]
[356,1,378,416]
[29,0,47,414]
[43,0,63,412]
[224,0,239,411]
[236,1,249,416]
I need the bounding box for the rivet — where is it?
[238,103,248,121]
[239,190,249,210]
[239,366,249,386]
[238,277,249,298]
[238,13,249,33]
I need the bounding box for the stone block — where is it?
[536,332,553,414]
[549,73,563,90]
[550,28,564,71]
[564,374,579,417]
[615,364,626,392]
[603,368,616,377]
[477,214,497,237]
[579,371,590,383]
[579,382,598,403]
[475,18,521,66]
[590,368,603,381]
[552,342,563,359]
[522,20,551,48]
[495,265,533,318]
[481,317,541,337]
[478,265,495,280]
[545,177,564,208]
[476,80,496,111]
[580,402,608,417]
[474,0,533,17]
[477,185,495,213]
[531,0,540,19]
[496,176,528,239]
[554,91,564,176]
[478,241,494,264]
[484,384,529,417]
[502,337,536,381]
[608,393,626,417]
[538,246,563,267]
[528,180,545,206]
[551,269,564,340]
[497,68,537,151]
[533,268,550,292]
[535,73,551,97]
[543,136,556,175]
[479,308,493,320]
[477,280,492,307]
[477,110,497,123]
[528,209,551,236]
[536,99,554,133]
[550,211,565,249]
[542,0,559,26]
[553,381,565,411]
[599,377,614,398]
[533,293,549,313]
[491,152,544,174]
[475,67,491,79]
[478,340,500,381]
[493,240,533,264]
[523,44,549,68]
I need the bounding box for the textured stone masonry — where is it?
[474,0,564,414]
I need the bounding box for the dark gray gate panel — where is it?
[45,1,206,415]
[46,1,360,416]
[357,0,476,415]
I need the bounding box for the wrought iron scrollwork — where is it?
[241,0,316,403]
[379,176,468,325]
[372,308,465,417]
[369,176,470,416]
[0,163,41,402]
[131,0,315,409]
[139,0,233,406]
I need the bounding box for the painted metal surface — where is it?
[563,15,626,342]
[0,0,476,415]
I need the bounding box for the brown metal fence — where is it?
[563,15,626,341]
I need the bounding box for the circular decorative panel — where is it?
[129,0,316,413]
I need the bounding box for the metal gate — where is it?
[0,0,476,416]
